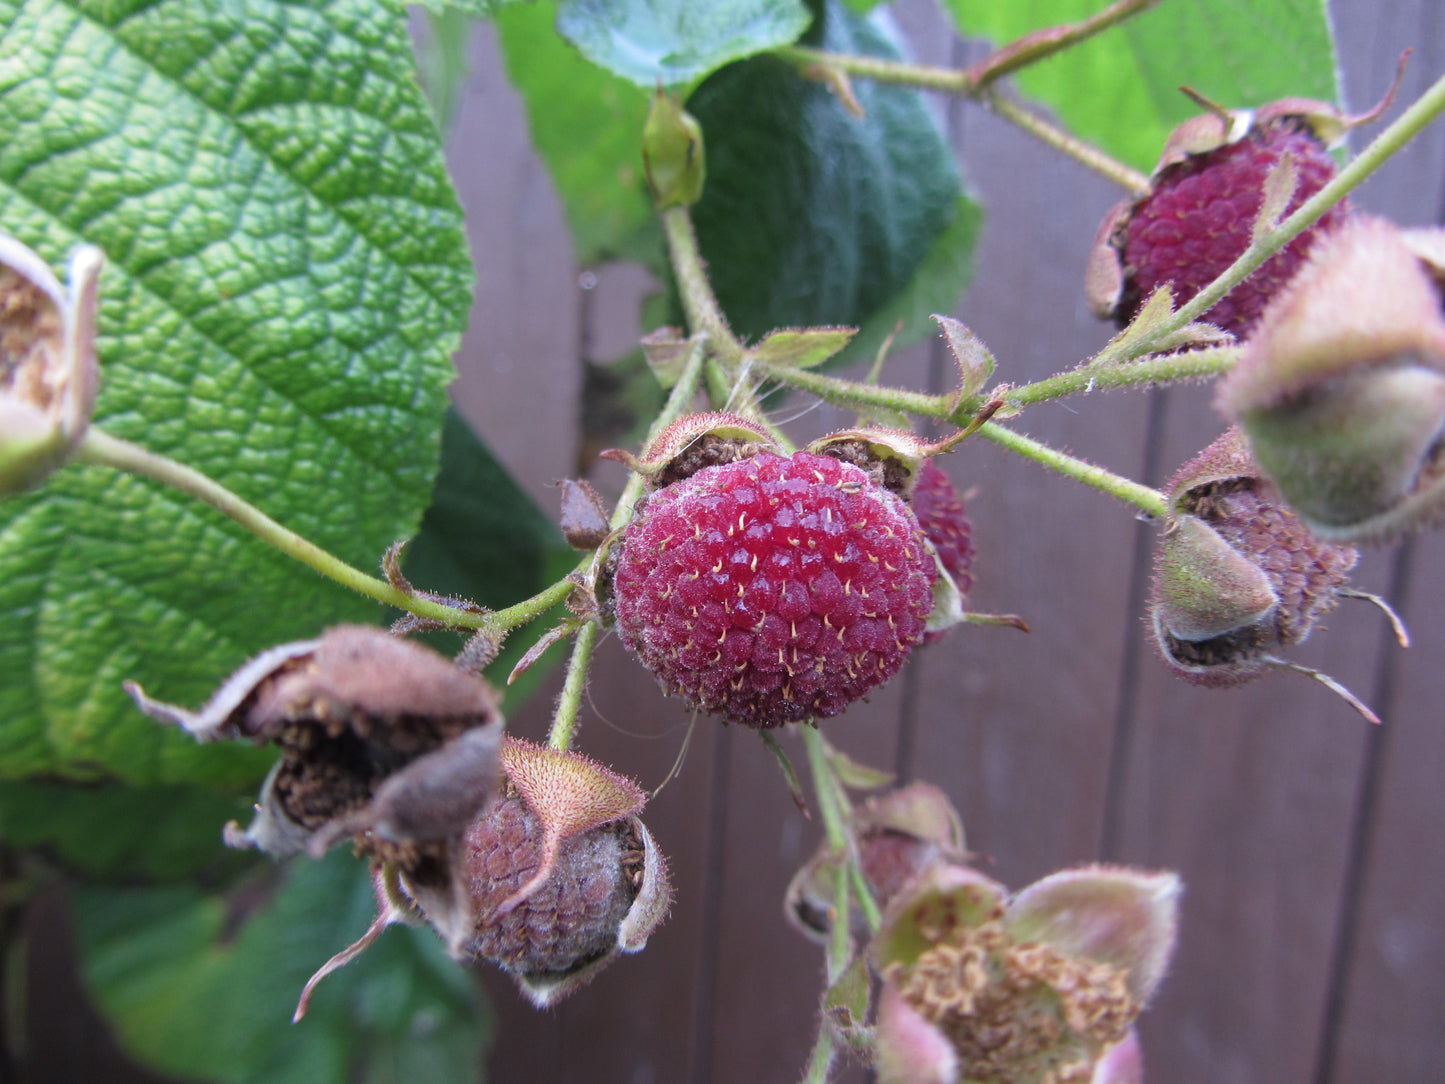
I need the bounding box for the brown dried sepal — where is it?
[598,410,780,489]
[557,478,611,550]
[126,625,504,865]
[806,427,950,498]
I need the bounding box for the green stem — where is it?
[546,335,711,752]
[976,421,1168,517]
[1006,345,1240,406]
[984,91,1151,195]
[761,365,948,419]
[803,727,849,853]
[773,46,1148,194]
[802,1025,837,1084]
[662,206,745,365]
[75,428,496,628]
[1155,72,1445,347]
[547,619,598,752]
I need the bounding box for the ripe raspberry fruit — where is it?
[1089,104,1352,338]
[910,459,974,601]
[611,449,936,728]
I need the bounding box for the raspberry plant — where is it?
[1,0,1443,1081]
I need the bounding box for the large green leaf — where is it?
[0,0,472,784]
[556,0,812,87]
[943,0,1339,172]
[687,0,975,346]
[75,850,490,1084]
[494,0,658,265]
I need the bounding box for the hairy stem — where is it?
[662,206,745,365]
[75,429,495,628]
[983,91,1151,194]
[773,45,1148,194]
[976,421,1169,517]
[547,619,598,752]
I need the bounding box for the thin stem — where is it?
[776,44,969,94]
[965,0,1158,91]
[662,206,745,365]
[802,1025,837,1084]
[761,364,949,419]
[773,48,1148,194]
[984,91,1151,194]
[547,619,598,752]
[75,428,494,628]
[1006,345,1240,406]
[803,726,849,853]
[976,421,1168,518]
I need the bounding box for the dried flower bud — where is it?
[1218,217,1445,543]
[786,782,965,943]
[1148,431,1398,721]
[0,233,102,496]
[557,477,611,550]
[125,624,504,863]
[872,862,1179,1084]
[400,736,672,1006]
[599,410,779,489]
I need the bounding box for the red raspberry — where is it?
[1119,121,1348,336]
[910,460,974,600]
[612,450,936,727]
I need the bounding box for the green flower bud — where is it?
[1219,216,1445,542]
[642,88,705,208]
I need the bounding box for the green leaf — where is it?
[401,408,575,699]
[557,0,812,87]
[942,0,1339,172]
[0,0,472,784]
[687,1,976,348]
[495,0,658,264]
[75,850,490,1084]
[0,779,252,881]
[415,7,475,135]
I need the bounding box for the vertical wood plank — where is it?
[1316,2,1445,1079]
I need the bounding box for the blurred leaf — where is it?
[402,408,575,699]
[0,780,252,882]
[0,0,471,785]
[495,0,659,264]
[943,0,1338,171]
[687,1,976,350]
[416,7,475,135]
[557,0,812,86]
[75,850,490,1084]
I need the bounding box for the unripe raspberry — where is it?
[461,793,641,975]
[1148,430,1384,715]
[611,448,936,727]
[1088,102,1350,337]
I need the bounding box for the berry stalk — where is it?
[75,429,495,628]
[977,421,1169,518]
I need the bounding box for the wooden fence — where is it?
[20,1,1445,1081]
